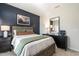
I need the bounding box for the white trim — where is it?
[68,47,79,52]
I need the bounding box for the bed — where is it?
[11,26,56,56]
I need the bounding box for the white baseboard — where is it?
[68,47,79,52]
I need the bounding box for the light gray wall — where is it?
[40,4,79,51]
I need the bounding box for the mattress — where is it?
[12,34,55,56]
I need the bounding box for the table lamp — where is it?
[1,25,10,38]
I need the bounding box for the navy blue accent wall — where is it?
[0,3,40,34]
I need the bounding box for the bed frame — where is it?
[12,26,56,56]
[35,43,56,56]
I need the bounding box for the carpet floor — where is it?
[53,48,79,56]
[0,48,79,56]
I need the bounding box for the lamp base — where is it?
[3,31,8,38]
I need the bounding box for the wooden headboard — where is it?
[12,26,34,35]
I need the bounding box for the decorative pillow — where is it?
[13,30,16,36]
[16,31,34,35]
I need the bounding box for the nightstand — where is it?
[43,34,67,51]
[0,36,13,52]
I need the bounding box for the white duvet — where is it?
[12,34,55,56]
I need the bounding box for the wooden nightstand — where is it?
[43,34,68,51]
[0,36,13,52]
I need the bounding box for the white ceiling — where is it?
[8,3,61,16]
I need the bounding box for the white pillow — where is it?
[13,30,16,36]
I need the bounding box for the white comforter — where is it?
[12,34,55,56]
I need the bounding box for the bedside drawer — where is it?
[0,37,12,52]
[0,42,10,46]
[0,45,10,52]
[0,40,10,44]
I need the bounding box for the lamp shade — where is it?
[1,25,10,31]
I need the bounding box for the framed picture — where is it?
[17,14,30,25]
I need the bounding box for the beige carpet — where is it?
[53,48,79,56]
[0,48,79,56]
